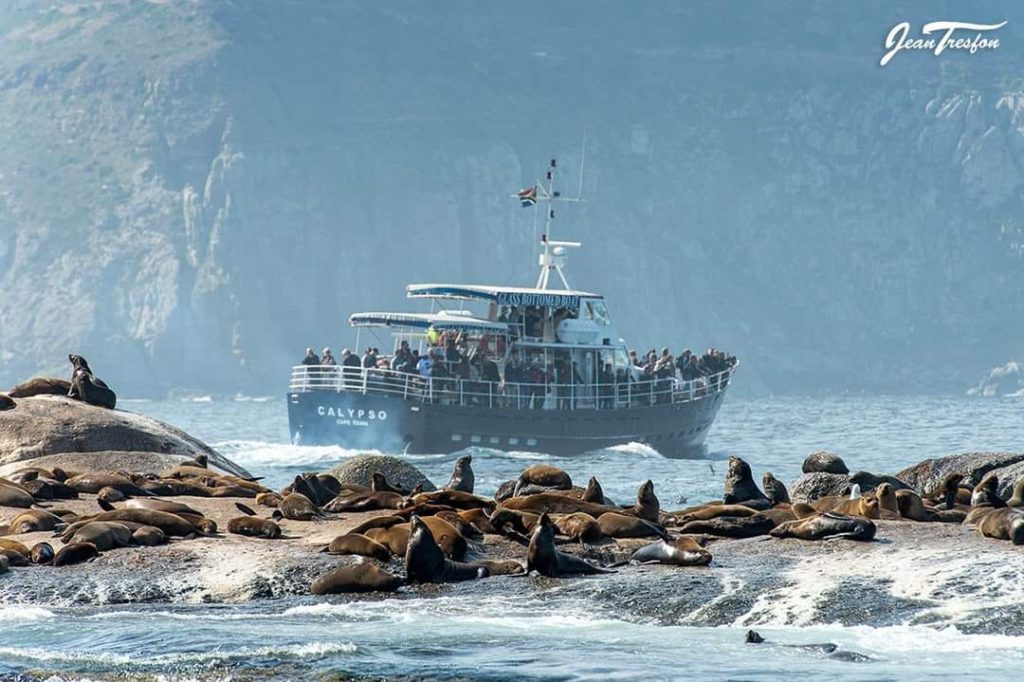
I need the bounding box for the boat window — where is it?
[591,301,610,325]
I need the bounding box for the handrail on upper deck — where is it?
[288,362,736,411]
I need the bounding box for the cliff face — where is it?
[0,1,1021,396]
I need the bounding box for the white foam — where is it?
[0,641,357,666]
[0,606,55,621]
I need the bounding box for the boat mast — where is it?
[516,158,584,291]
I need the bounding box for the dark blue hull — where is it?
[286,386,728,458]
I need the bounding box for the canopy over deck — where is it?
[348,310,509,334]
[406,284,601,310]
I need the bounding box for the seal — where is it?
[515,464,572,495]
[769,512,876,541]
[581,477,610,505]
[443,455,475,493]
[365,515,468,559]
[722,457,771,509]
[121,498,202,516]
[1007,480,1024,508]
[66,472,152,497]
[974,508,1024,544]
[527,513,610,577]
[627,480,661,522]
[874,482,898,514]
[6,510,66,533]
[672,504,760,522]
[371,472,410,495]
[762,472,790,506]
[131,526,167,546]
[323,491,406,513]
[597,512,667,539]
[468,559,526,575]
[325,533,392,562]
[228,503,282,539]
[411,489,495,512]
[273,492,323,521]
[67,354,116,409]
[30,542,55,565]
[679,514,776,538]
[927,472,970,509]
[971,473,1005,508]
[66,521,134,551]
[96,487,126,503]
[630,537,712,566]
[310,559,404,594]
[75,508,202,537]
[0,479,37,508]
[0,392,13,411]
[255,492,283,508]
[501,493,616,517]
[811,494,880,519]
[405,515,488,583]
[6,377,72,398]
[52,541,99,566]
[551,512,602,544]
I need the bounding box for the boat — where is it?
[286,159,737,458]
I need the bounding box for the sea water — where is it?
[1,395,1022,681]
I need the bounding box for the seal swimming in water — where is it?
[444,455,475,493]
[630,537,712,566]
[722,457,771,509]
[67,354,116,409]
[53,541,99,566]
[324,533,392,562]
[405,515,488,583]
[6,377,72,398]
[769,512,876,541]
[310,559,404,594]
[527,513,610,577]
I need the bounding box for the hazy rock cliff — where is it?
[0,1,1021,396]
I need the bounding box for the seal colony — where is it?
[4,447,1023,602]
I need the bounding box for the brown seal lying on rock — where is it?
[770,512,876,541]
[311,560,404,594]
[6,377,72,398]
[629,536,712,566]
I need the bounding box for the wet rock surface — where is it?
[897,452,1024,494]
[330,454,436,492]
[0,395,250,478]
[789,472,851,503]
[802,451,849,475]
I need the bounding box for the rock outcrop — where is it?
[330,454,435,492]
[0,3,1022,396]
[0,395,250,478]
[802,451,849,475]
[789,472,852,504]
[897,452,1024,497]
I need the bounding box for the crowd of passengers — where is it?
[299,338,736,408]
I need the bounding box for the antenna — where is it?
[512,157,585,290]
[577,128,586,200]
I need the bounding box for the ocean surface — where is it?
[2,394,1023,681]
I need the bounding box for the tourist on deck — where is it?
[599,362,614,408]
[302,348,320,366]
[321,348,336,366]
[629,349,640,367]
[340,348,360,389]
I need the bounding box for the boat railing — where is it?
[289,363,736,410]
